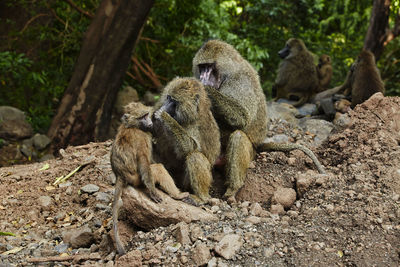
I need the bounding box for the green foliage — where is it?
[0,0,98,133]
[1,0,399,134]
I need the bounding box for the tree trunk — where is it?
[47,0,154,152]
[363,0,390,61]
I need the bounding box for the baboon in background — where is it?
[313,50,384,108]
[193,40,325,199]
[337,50,384,108]
[273,38,319,107]
[111,102,189,255]
[152,77,221,203]
[317,54,333,91]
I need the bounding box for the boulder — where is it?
[121,187,217,230]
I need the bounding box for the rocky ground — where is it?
[0,93,399,266]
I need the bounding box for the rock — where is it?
[62,226,95,249]
[191,242,211,266]
[214,234,242,260]
[263,134,289,144]
[121,187,217,230]
[80,184,100,194]
[299,118,334,146]
[272,187,297,209]
[266,101,299,126]
[270,204,285,215]
[297,103,318,117]
[174,222,191,245]
[38,196,53,209]
[319,97,336,117]
[296,172,315,197]
[54,242,69,254]
[115,249,142,267]
[333,112,351,128]
[96,192,112,203]
[32,133,51,150]
[245,216,261,224]
[249,202,263,216]
[0,106,33,140]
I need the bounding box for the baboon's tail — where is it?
[112,179,126,255]
[257,142,325,174]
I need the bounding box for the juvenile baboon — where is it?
[314,50,384,108]
[273,38,319,107]
[193,40,325,198]
[111,102,189,255]
[317,54,333,91]
[152,77,221,203]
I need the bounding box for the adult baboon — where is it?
[317,54,333,91]
[111,102,189,255]
[152,77,221,203]
[314,50,384,108]
[273,38,319,107]
[193,40,325,198]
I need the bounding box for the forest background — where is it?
[0,0,399,135]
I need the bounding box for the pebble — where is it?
[214,234,242,260]
[273,187,297,209]
[96,192,111,203]
[80,184,100,194]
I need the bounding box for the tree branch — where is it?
[62,0,94,19]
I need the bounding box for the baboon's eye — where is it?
[138,113,149,120]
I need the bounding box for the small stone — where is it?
[245,216,261,225]
[214,234,242,260]
[38,196,53,209]
[58,182,72,188]
[96,192,111,203]
[208,257,218,267]
[191,242,211,266]
[270,204,285,215]
[62,225,95,249]
[249,202,263,216]
[32,133,51,150]
[211,205,220,213]
[54,242,69,254]
[272,187,296,209]
[166,242,181,253]
[190,226,205,241]
[80,184,99,194]
[264,246,275,257]
[175,222,191,245]
[296,173,313,197]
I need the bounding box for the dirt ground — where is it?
[0,94,399,266]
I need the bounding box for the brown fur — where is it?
[193,40,325,198]
[110,102,188,255]
[317,54,333,91]
[314,50,384,108]
[193,40,267,198]
[152,77,221,203]
[273,38,319,107]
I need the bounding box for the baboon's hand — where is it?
[154,109,163,120]
[149,191,162,203]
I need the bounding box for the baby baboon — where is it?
[317,54,333,91]
[111,102,188,255]
[273,38,319,107]
[152,77,221,203]
[193,40,325,198]
[314,50,384,108]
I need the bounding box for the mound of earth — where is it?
[0,93,399,266]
